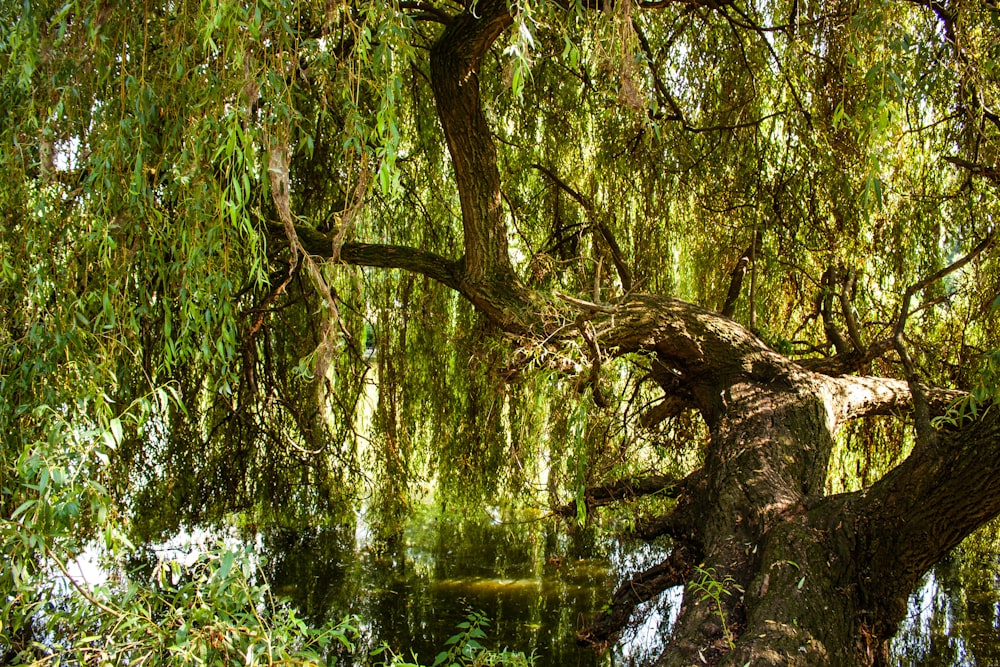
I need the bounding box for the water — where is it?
[259,510,673,666]
[890,541,1000,666]
[114,514,1000,665]
[259,511,1000,666]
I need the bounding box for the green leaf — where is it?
[11,499,36,519]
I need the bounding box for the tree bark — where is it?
[585,296,1000,665]
[429,0,516,289]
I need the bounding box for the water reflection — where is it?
[117,515,1000,665]
[261,510,672,666]
[263,513,1000,666]
[891,540,1000,666]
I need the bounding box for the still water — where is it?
[247,509,1000,666]
[260,509,674,666]
[890,540,1000,666]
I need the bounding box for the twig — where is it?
[555,291,617,314]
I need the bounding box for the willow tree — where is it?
[3,0,1000,664]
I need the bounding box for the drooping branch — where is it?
[721,257,750,319]
[838,268,865,352]
[820,266,855,357]
[578,317,609,408]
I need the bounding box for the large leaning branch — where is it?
[836,406,1000,642]
[577,545,695,649]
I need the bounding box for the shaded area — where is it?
[261,511,671,666]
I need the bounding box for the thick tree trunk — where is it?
[590,296,1000,665]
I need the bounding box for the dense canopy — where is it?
[2,0,1000,663]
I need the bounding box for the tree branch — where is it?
[532,164,634,292]
[844,407,1000,641]
[893,232,994,446]
[553,473,685,517]
[721,257,750,319]
[265,221,463,291]
[399,1,455,23]
[721,233,762,318]
[822,374,965,429]
[577,545,695,648]
[430,0,517,288]
[944,156,1000,185]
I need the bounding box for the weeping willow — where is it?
[2,0,1000,658]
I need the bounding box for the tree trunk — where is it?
[591,296,1000,665]
[429,0,516,290]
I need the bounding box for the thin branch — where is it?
[722,257,750,318]
[838,269,865,352]
[893,233,994,446]
[902,0,956,42]
[331,156,372,263]
[722,3,811,127]
[532,163,593,211]
[721,234,762,318]
[821,266,854,357]
[532,164,634,291]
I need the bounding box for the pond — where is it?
[236,509,1000,666]
[259,509,675,666]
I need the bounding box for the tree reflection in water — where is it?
[258,513,1000,666]
[890,528,1000,667]
[260,510,673,666]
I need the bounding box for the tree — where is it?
[2,0,1000,664]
